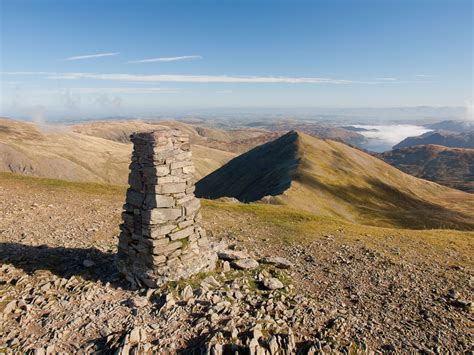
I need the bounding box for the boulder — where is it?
[231,258,259,270]
[259,256,293,269]
[263,277,284,290]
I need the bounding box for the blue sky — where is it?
[0,0,472,120]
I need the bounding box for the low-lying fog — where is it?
[350,124,432,152]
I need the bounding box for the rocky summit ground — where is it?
[0,172,473,353]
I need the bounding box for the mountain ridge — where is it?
[197,131,474,229]
[393,130,474,149]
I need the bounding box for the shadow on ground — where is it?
[0,242,132,289]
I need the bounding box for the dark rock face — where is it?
[116,128,216,288]
[195,131,300,202]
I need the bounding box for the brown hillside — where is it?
[379,145,474,193]
[0,118,131,184]
[0,118,237,183]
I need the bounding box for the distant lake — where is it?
[347,124,432,152]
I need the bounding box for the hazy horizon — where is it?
[1,105,471,124]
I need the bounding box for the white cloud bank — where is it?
[353,124,432,145]
[128,55,203,63]
[64,52,119,61]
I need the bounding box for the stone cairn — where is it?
[116,128,216,288]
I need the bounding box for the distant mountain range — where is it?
[425,120,474,133]
[393,131,474,149]
[378,145,474,193]
[243,120,367,146]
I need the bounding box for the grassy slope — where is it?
[1,171,472,269]
[0,119,131,184]
[0,118,236,182]
[0,171,127,196]
[279,133,474,229]
[203,200,474,269]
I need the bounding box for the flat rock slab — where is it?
[231,258,259,270]
[259,256,293,269]
[218,250,249,261]
[263,277,284,290]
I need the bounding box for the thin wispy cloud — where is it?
[44,72,357,84]
[64,52,119,61]
[62,87,180,94]
[128,55,203,63]
[2,71,441,85]
[415,74,438,78]
[1,71,59,75]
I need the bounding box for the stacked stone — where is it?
[116,128,216,288]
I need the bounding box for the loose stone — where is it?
[263,277,284,290]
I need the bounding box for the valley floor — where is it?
[0,173,472,352]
